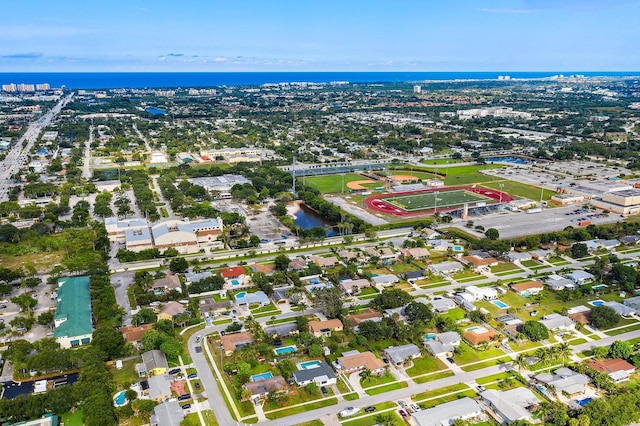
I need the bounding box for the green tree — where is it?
[404,301,434,323]
[311,286,344,319]
[36,311,54,328]
[304,382,319,396]
[308,344,323,357]
[609,340,633,360]
[160,337,183,359]
[370,288,413,310]
[521,320,549,342]
[92,325,126,359]
[236,361,252,384]
[485,228,500,240]
[274,254,290,271]
[169,257,188,273]
[571,242,588,258]
[591,305,620,329]
[11,293,37,313]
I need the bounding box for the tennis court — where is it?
[385,190,491,212]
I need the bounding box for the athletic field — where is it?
[385,190,491,212]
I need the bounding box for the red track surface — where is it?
[364,186,514,217]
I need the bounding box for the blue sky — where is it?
[1,0,638,72]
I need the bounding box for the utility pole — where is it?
[341,173,345,194]
[292,156,296,196]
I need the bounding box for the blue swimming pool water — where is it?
[485,156,527,165]
[250,372,273,382]
[231,279,240,286]
[235,291,247,299]
[114,390,127,406]
[590,300,604,307]
[466,326,479,332]
[592,284,607,290]
[299,360,321,370]
[310,278,319,284]
[274,345,297,355]
[424,333,436,340]
[577,397,592,407]
[492,300,509,309]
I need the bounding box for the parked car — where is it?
[0,305,6,309]
[476,385,486,392]
[321,386,328,396]
[397,400,408,409]
[446,357,455,364]
[364,406,376,413]
[181,404,191,410]
[187,373,197,379]
[178,393,191,401]
[399,409,408,418]
[168,368,182,375]
[411,403,421,412]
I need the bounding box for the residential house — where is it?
[336,249,361,263]
[411,397,484,426]
[243,376,287,400]
[235,291,270,307]
[141,350,169,376]
[198,297,232,316]
[334,350,386,375]
[624,296,640,311]
[150,400,184,426]
[250,263,276,275]
[292,362,337,387]
[339,278,371,295]
[382,344,422,366]
[534,367,590,395]
[603,301,636,316]
[147,374,172,402]
[157,301,186,322]
[428,261,463,276]
[220,266,247,285]
[530,249,552,260]
[621,235,640,245]
[151,275,182,294]
[402,247,430,259]
[221,331,254,355]
[510,281,544,297]
[429,239,463,252]
[480,388,539,424]
[427,297,457,313]
[402,270,425,282]
[565,270,595,286]
[506,252,532,263]
[308,319,344,338]
[545,274,576,291]
[310,255,339,268]
[462,255,499,271]
[587,358,636,383]
[53,276,93,349]
[425,332,461,357]
[121,324,153,346]
[288,257,307,271]
[371,274,399,287]
[364,246,397,262]
[264,323,299,337]
[272,286,294,304]
[420,228,441,240]
[567,306,592,325]
[463,326,498,347]
[540,313,575,331]
[346,308,383,329]
[184,271,213,285]
[465,285,498,301]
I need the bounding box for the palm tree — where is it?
[555,342,572,366]
[514,354,529,374]
[374,412,397,426]
[360,368,372,383]
[535,347,550,366]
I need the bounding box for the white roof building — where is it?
[412,397,484,426]
[540,313,575,331]
[465,285,498,301]
[480,388,539,424]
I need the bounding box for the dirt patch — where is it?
[346,179,376,190]
[0,250,65,273]
[389,174,419,183]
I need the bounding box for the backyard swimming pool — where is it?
[250,372,273,382]
[492,300,509,309]
[274,345,297,355]
[577,397,592,407]
[231,279,240,286]
[235,292,247,299]
[113,390,133,407]
[424,333,436,340]
[298,360,321,370]
[592,284,607,290]
[589,300,605,307]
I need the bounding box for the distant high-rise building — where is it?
[17,83,35,92]
[36,83,50,91]
[413,85,422,94]
[1,83,17,92]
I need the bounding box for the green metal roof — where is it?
[53,276,93,339]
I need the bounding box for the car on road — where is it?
[321,386,328,396]
[364,406,376,413]
[181,404,191,410]
[195,335,202,343]
[168,368,182,375]
[339,407,360,418]
[188,373,197,379]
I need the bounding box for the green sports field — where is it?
[385,190,491,212]
[303,173,373,193]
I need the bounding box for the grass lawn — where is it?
[358,286,379,296]
[453,343,506,365]
[342,411,404,426]
[412,383,469,402]
[482,181,555,201]
[476,372,520,385]
[294,421,325,426]
[452,269,484,280]
[490,262,521,273]
[421,390,477,408]
[109,359,141,388]
[0,250,65,273]
[439,307,467,321]
[250,302,279,314]
[547,256,570,265]
[461,357,511,372]
[569,338,587,345]
[60,409,83,426]
[457,275,487,282]
[413,370,454,384]
[406,356,448,377]
[361,373,397,389]
[606,322,640,336]
[304,173,372,193]
[265,397,337,420]
[365,382,407,395]
[521,260,540,268]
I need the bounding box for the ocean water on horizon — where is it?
[0,71,637,90]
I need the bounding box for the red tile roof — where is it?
[220,265,246,278]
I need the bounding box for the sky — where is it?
[0,0,638,72]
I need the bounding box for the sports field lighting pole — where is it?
[499,183,504,204]
[342,173,345,194]
[434,191,439,214]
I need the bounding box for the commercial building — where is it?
[187,174,251,199]
[151,218,223,254]
[53,276,93,349]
